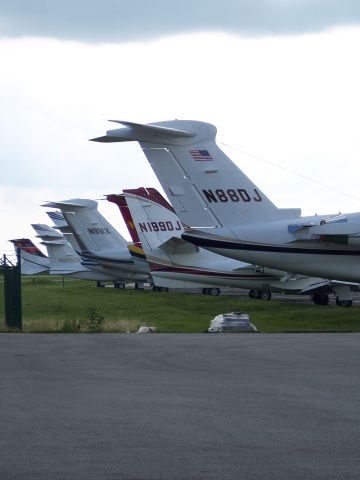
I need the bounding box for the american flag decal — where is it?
[189,149,213,161]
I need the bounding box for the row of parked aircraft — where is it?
[11,119,360,307]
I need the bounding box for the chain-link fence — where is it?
[0,253,22,329]
[0,259,4,327]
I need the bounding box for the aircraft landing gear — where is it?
[202,288,220,296]
[336,297,352,307]
[152,286,169,292]
[113,281,125,289]
[248,289,271,300]
[333,285,353,307]
[312,293,329,305]
[259,291,271,301]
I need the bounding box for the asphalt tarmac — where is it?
[1,333,360,480]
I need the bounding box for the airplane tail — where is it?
[46,211,82,252]
[10,238,47,257]
[42,199,129,254]
[32,223,64,240]
[121,187,283,291]
[39,239,85,275]
[31,224,84,274]
[91,120,301,228]
[46,210,68,229]
[121,187,186,254]
[107,193,142,245]
[122,187,211,288]
[9,238,50,274]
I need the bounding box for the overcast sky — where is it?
[1,1,360,257]
[1,0,360,40]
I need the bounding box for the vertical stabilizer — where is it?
[46,211,82,252]
[10,238,47,258]
[9,238,49,274]
[107,193,142,245]
[31,224,84,274]
[122,187,184,253]
[40,239,84,274]
[42,199,128,253]
[91,120,299,227]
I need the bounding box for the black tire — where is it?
[259,291,271,301]
[312,294,329,305]
[209,288,220,296]
[203,288,210,295]
[336,297,352,307]
[248,289,257,299]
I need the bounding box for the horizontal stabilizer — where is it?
[42,199,97,210]
[159,236,198,255]
[268,277,330,295]
[31,224,63,239]
[40,239,68,246]
[90,120,196,144]
[300,279,359,294]
[331,280,360,288]
[89,135,120,143]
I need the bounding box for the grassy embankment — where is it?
[1,276,360,333]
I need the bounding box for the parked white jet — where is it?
[42,214,133,287]
[42,198,149,284]
[112,187,341,301]
[9,238,49,275]
[108,188,282,297]
[31,223,119,281]
[91,120,360,305]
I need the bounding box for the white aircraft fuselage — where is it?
[91,119,360,283]
[183,212,360,282]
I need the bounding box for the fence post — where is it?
[4,250,22,329]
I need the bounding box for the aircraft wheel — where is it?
[320,294,329,305]
[114,282,125,289]
[248,289,257,299]
[208,288,220,296]
[203,288,210,295]
[312,294,321,305]
[336,297,352,307]
[312,294,329,305]
[152,286,169,292]
[259,290,271,301]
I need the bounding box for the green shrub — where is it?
[78,307,104,332]
[60,317,78,333]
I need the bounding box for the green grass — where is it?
[1,276,360,333]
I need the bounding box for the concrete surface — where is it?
[1,333,360,479]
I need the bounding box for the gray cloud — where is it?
[1,0,360,42]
